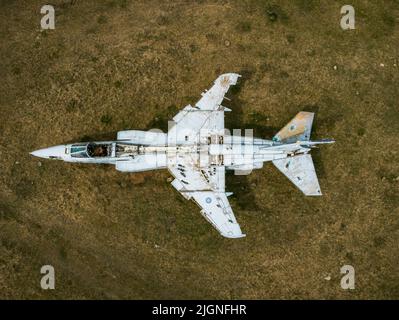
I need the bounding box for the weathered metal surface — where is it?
[30,73,334,239]
[273,154,322,196]
[273,111,314,143]
[117,130,167,145]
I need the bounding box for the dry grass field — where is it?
[0,0,398,299]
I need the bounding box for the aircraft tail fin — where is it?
[273,112,314,143]
[272,154,322,196]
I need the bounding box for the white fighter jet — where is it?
[31,73,334,238]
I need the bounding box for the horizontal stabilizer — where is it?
[273,112,314,143]
[273,154,321,196]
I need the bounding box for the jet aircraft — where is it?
[31,73,334,238]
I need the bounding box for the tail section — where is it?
[271,112,335,196]
[273,154,321,196]
[273,112,314,143]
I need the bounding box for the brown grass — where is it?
[0,0,398,299]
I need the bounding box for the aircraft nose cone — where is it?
[30,145,65,159]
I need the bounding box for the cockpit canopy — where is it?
[70,143,88,158]
[70,142,113,158]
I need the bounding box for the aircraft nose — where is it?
[30,145,65,159]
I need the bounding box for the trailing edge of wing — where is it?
[190,191,245,238]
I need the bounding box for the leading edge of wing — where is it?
[195,73,241,111]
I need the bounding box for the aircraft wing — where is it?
[167,73,244,238]
[189,191,244,239]
[169,162,245,238]
[194,73,241,111]
[168,73,240,145]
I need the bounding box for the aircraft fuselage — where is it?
[30,133,332,173]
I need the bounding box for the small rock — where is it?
[380,63,385,67]
[154,244,160,249]
[333,65,338,70]
[15,161,19,165]
[324,275,331,281]
[37,161,42,167]
[224,39,231,47]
